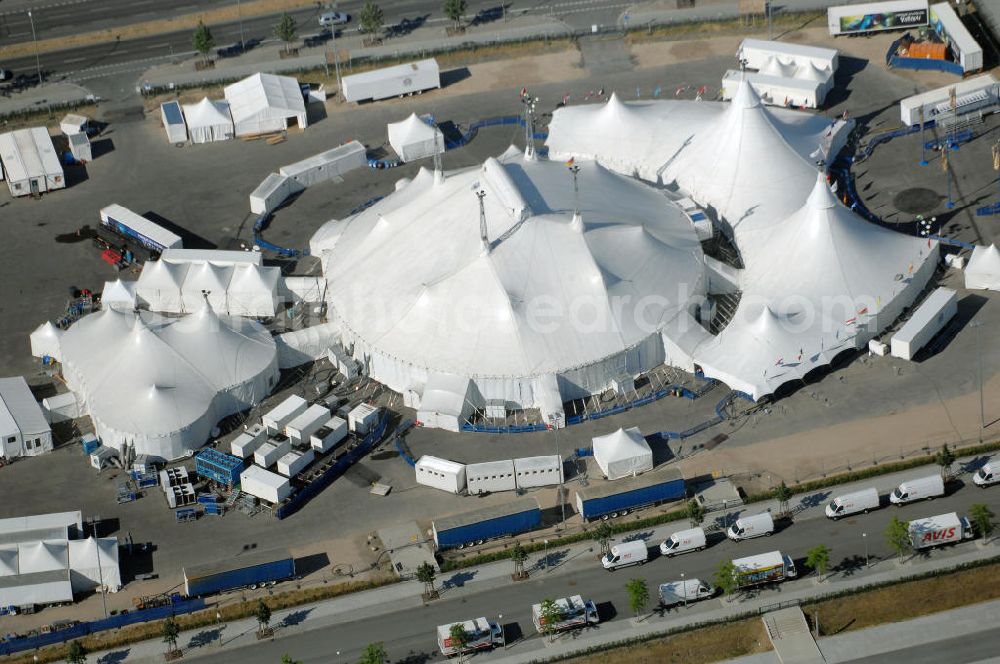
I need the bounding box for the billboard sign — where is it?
[839,8,928,34]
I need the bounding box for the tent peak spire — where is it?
[805,171,837,211]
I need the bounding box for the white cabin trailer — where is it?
[262,395,308,435]
[279,141,367,187]
[514,456,563,489]
[0,128,65,197]
[68,133,92,163]
[254,437,291,468]
[890,287,958,360]
[310,416,348,453]
[239,464,291,504]
[341,59,441,103]
[284,404,330,446]
[466,460,516,494]
[230,424,268,458]
[348,403,379,434]
[249,173,303,215]
[415,455,467,493]
[899,75,998,126]
[0,376,53,459]
[60,114,89,136]
[160,101,188,143]
[277,449,315,477]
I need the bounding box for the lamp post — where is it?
[971,320,984,442]
[236,0,246,50]
[26,10,43,84]
[680,572,687,608]
[91,520,109,619]
[862,532,869,568]
[552,416,566,530]
[498,613,506,649]
[543,539,549,572]
[216,610,223,647]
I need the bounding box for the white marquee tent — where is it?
[592,427,653,480]
[965,244,1000,290]
[181,261,233,312]
[227,263,280,317]
[29,321,63,361]
[224,73,307,137]
[67,537,121,593]
[388,113,445,162]
[416,373,479,432]
[182,97,234,144]
[102,279,137,310]
[134,259,188,313]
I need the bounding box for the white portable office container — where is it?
[825,487,880,519]
[890,474,945,504]
[899,74,998,126]
[513,455,563,489]
[891,288,957,360]
[160,101,188,143]
[68,133,92,163]
[727,512,775,541]
[249,173,303,215]
[279,141,367,187]
[60,114,89,136]
[230,424,268,458]
[254,437,291,468]
[341,59,441,103]
[284,404,330,445]
[0,127,66,196]
[466,460,516,494]
[415,455,467,494]
[277,449,315,477]
[348,403,379,434]
[262,395,308,435]
[828,1,928,36]
[930,3,983,72]
[310,416,348,453]
[240,464,291,503]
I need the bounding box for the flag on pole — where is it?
[797,349,803,361]
[927,238,932,249]
[520,87,527,98]
[941,148,948,173]
[775,357,783,366]
[858,306,869,315]
[845,317,857,325]
[565,157,575,169]
[908,263,914,274]
[876,296,881,309]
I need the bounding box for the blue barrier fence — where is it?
[929,234,975,249]
[0,598,206,656]
[923,128,973,151]
[396,436,416,466]
[976,202,1000,217]
[252,213,306,257]
[445,116,548,150]
[890,55,965,76]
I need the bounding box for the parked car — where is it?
[0,69,12,81]
[319,11,350,27]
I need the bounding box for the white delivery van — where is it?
[727,512,774,541]
[889,474,945,505]
[658,578,716,608]
[659,527,707,556]
[825,487,880,519]
[602,540,648,571]
[973,461,998,488]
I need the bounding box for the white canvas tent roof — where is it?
[965,244,1000,290]
[416,373,478,432]
[68,537,121,592]
[0,546,16,576]
[226,264,279,318]
[102,279,136,310]
[182,97,234,144]
[592,426,653,480]
[387,113,445,162]
[18,540,68,573]
[180,261,233,312]
[224,73,307,136]
[135,259,188,313]
[29,321,63,361]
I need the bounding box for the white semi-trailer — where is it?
[341,59,440,103]
[828,1,928,36]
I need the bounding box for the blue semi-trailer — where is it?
[575,467,685,521]
[433,497,542,549]
[183,548,295,597]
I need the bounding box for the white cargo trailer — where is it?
[250,173,303,215]
[466,460,516,494]
[230,424,268,458]
[284,404,330,445]
[100,204,183,253]
[891,287,957,360]
[254,437,291,468]
[277,449,315,477]
[341,58,441,103]
[828,1,928,36]
[899,74,999,126]
[348,403,379,434]
[262,395,308,435]
[930,3,983,73]
[513,455,563,489]
[240,464,291,503]
[279,141,367,187]
[415,455,467,494]
[310,416,348,453]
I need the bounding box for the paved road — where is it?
[190,485,1000,663]
[843,628,1000,664]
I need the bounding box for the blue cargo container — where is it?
[194,448,245,487]
[575,467,685,521]
[183,548,295,597]
[432,497,541,549]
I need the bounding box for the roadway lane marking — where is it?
[146,43,171,49]
[8,32,31,38]
[62,56,87,63]
[0,0,92,18]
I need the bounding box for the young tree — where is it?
[625,577,649,620]
[935,443,956,479]
[511,541,529,579]
[804,544,831,581]
[358,642,387,664]
[280,656,302,664]
[713,559,738,601]
[885,515,912,561]
[192,20,214,63]
[66,639,88,664]
[684,499,705,526]
[358,1,384,36]
[538,598,562,642]
[772,481,792,517]
[416,561,437,597]
[448,622,471,662]
[594,521,614,557]
[969,503,996,542]
[443,0,468,29]
[256,599,272,635]
[161,617,180,655]
[274,13,298,53]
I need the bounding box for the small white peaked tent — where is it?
[387,113,445,162]
[965,244,1000,291]
[227,264,280,318]
[181,261,233,313]
[29,321,63,361]
[416,373,479,432]
[592,427,653,480]
[182,97,234,144]
[135,259,188,313]
[224,73,307,137]
[102,279,136,310]
[68,537,121,593]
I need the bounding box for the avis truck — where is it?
[731,551,797,589]
[436,618,503,657]
[908,512,974,550]
[574,467,685,521]
[531,595,599,633]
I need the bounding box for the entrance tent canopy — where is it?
[102,279,137,310]
[388,113,445,162]
[592,426,653,480]
[547,81,938,401]
[416,373,479,432]
[29,321,63,362]
[965,244,1000,291]
[182,97,234,144]
[133,258,278,317]
[224,73,307,137]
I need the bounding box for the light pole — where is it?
[971,320,984,442]
[26,10,43,85]
[216,610,223,647]
[862,532,869,568]
[680,572,687,608]
[236,0,245,50]
[543,539,549,572]
[552,416,566,530]
[498,613,506,649]
[91,520,108,619]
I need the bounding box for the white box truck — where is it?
[659,527,707,556]
[436,618,503,656]
[601,540,648,571]
[908,512,974,550]
[658,578,716,608]
[732,551,797,588]
[828,1,929,36]
[890,474,945,505]
[727,512,775,541]
[341,58,441,103]
[974,460,999,488]
[890,288,957,361]
[531,595,599,633]
[825,487,880,519]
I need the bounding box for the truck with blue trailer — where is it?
[432,497,541,550]
[183,548,295,597]
[575,467,685,521]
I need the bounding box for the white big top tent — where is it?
[592,426,653,480]
[182,97,235,144]
[387,113,445,162]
